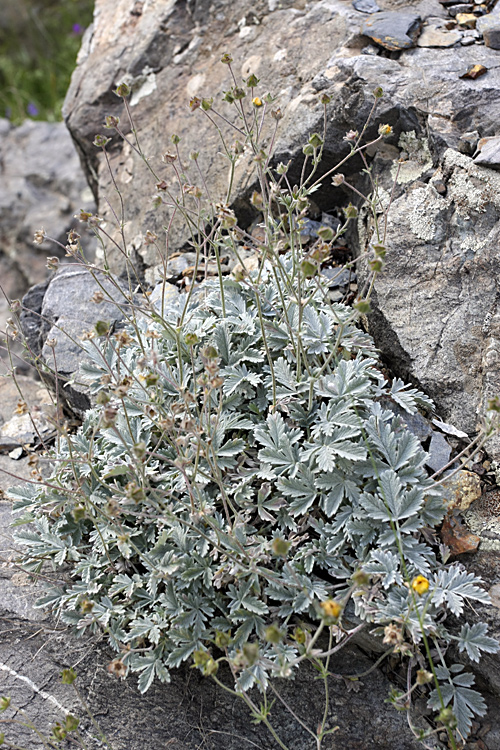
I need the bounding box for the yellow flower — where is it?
[411,575,430,596]
[378,123,393,137]
[252,96,263,107]
[320,599,342,619]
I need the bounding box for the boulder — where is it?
[0,119,96,290]
[60,0,500,457]
[62,0,446,283]
[20,265,131,416]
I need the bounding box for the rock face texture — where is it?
[4,2,500,747]
[0,119,95,291]
[0,119,96,371]
[58,0,500,452]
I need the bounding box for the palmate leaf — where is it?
[135,648,171,693]
[220,364,262,396]
[429,665,486,740]
[278,466,316,505]
[378,470,424,520]
[315,358,375,400]
[390,378,434,413]
[457,623,499,662]
[432,565,491,616]
[301,306,332,354]
[311,401,361,437]
[364,549,403,588]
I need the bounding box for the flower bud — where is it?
[94,320,110,336]
[104,115,120,129]
[317,226,334,242]
[33,228,46,245]
[320,599,342,619]
[353,299,371,315]
[61,668,77,685]
[93,134,111,148]
[308,132,323,149]
[272,538,290,557]
[246,73,260,87]
[114,82,131,98]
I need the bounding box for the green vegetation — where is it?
[3,61,500,749]
[0,0,94,123]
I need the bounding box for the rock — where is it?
[441,469,482,511]
[0,375,55,452]
[20,265,130,416]
[360,11,422,50]
[0,618,427,750]
[417,24,463,44]
[62,0,450,283]
[358,145,500,453]
[0,119,96,289]
[426,431,452,472]
[352,0,380,13]
[447,3,475,15]
[431,417,469,438]
[441,512,481,555]
[459,62,488,78]
[474,135,500,167]
[477,12,500,49]
[458,129,480,154]
[456,11,478,27]
[321,266,355,288]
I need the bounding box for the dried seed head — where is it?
[162,151,177,164]
[107,659,127,678]
[33,228,46,245]
[93,134,111,148]
[104,115,120,128]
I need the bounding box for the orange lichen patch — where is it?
[370,35,412,51]
[441,513,480,555]
[460,64,488,80]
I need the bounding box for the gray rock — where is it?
[360,11,422,50]
[384,399,434,441]
[321,266,355,288]
[0,617,427,750]
[352,0,380,13]
[448,3,474,16]
[20,265,130,416]
[0,119,96,289]
[426,431,452,472]
[458,130,480,155]
[417,24,463,45]
[477,13,500,48]
[358,147,500,456]
[473,135,500,168]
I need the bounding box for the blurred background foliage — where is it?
[0,0,94,124]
